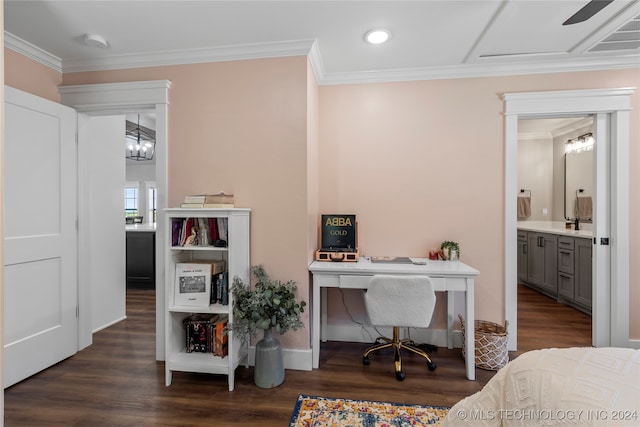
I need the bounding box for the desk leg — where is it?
[321,287,328,343]
[447,290,454,349]
[465,278,475,380]
[312,279,321,369]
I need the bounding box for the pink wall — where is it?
[5,50,639,347]
[4,48,62,102]
[319,69,640,338]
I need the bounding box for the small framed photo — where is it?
[174,263,212,307]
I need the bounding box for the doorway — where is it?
[503,87,633,351]
[516,115,594,349]
[59,80,170,359]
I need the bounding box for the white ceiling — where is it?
[4,1,640,84]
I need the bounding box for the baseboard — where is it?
[92,315,127,334]
[627,338,640,349]
[248,346,313,371]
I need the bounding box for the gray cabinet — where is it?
[519,229,592,314]
[557,235,592,314]
[526,232,558,298]
[574,238,593,311]
[126,231,156,289]
[517,231,528,283]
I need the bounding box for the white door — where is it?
[3,86,78,387]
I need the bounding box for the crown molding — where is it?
[518,132,552,141]
[318,54,640,85]
[61,39,316,73]
[5,31,638,85]
[4,32,62,73]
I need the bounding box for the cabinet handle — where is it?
[559,273,571,279]
[523,243,527,254]
[560,241,571,246]
[559,250,571,255]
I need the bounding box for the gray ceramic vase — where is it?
[254,327,284,388]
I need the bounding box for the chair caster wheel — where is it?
[427,361,437,371]
[396,371,406,381]
[363,356,370,366]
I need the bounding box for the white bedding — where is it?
[443,347,640,426]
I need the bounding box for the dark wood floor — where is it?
[4,285,591,426]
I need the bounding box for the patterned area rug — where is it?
[289,394,450,426]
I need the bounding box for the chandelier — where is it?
[126,115,155,161]
[565,132,593,154]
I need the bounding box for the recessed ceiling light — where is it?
[84,34,108,49]
[364,29,391,44]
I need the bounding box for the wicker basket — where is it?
[459,314,509,371]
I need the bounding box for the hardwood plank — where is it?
[5,285,590,426]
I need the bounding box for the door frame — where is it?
[59,80,170,359]
[503,87,635,350]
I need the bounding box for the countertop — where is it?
[125,223,156,233]
[517,221,592,238]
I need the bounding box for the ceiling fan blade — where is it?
[563,0,614,25]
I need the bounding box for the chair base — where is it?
[362,326,437,381]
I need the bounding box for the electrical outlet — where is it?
[542,208,548,216]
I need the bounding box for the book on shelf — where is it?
[183,192,234,205]
[184,314,219,353]
[171,217,228,247]
[214,315,228,358]
[210,271,229,305]
[182,313,228,358]
[174,263,212,307]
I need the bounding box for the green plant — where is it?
[440,240,460,260]
[230,265,306,340]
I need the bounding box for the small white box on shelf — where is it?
[174,263,212,307]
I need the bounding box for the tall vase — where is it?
[254,326,284,388]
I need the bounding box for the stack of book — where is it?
[180,192,235,208]
[183,313,228,357]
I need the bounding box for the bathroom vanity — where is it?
[517,221,592,314]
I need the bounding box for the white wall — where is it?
[87,115,127,332]
[126,162,156,223]
[518,136,554,221]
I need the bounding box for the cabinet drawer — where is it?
[558,272,575,299]
[558,236,575,251]
[558,249,575,275]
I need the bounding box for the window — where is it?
[125,187,138,217]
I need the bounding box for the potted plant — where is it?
[440,241,460,261]
[230,265,306,388]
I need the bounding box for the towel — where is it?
[575,196,592,219]
[517,196,531,219]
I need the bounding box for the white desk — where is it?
[308,257,479,380]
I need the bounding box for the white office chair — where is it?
[363,274,437,380]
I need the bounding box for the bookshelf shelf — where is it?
[164,208,250,391]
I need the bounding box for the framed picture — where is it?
[174,263,212,307]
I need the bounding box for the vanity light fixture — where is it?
[126,115,155,161]
[565,132,594,154]
[364,29,391,44]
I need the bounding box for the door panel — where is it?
[4,86,78,388]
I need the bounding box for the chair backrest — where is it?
[364,275,436,328]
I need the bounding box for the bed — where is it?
[443,347,640,426]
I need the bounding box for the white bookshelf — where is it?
[164,208,250,391]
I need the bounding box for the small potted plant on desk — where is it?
[230,265,306,388]
[440,241,460,261]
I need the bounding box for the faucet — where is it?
[574,217,580,231]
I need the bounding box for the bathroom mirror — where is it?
[564,148,593,222]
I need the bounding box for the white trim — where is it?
[503,87,635,351]
[60,80,171,361]
[5,31,639,85]
[4,31,62,72]
[247,347,313,372]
